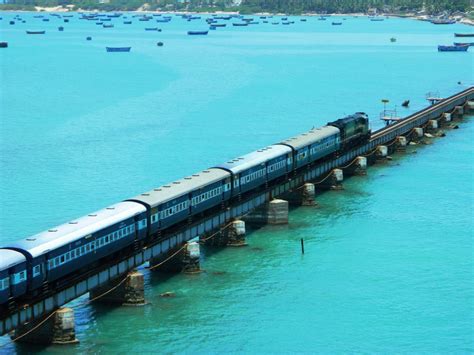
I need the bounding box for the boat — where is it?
[370,18,384,21]
[123,21,132,24]
[271,22,279,25]
[145,27,159,31]
[318,17,326,21]
[390,37,397,42]
[431,19,456,25]
[64,19,69,23]
[26,30,46,34]
[454,33,474,37]
[9,21,15,25]
[0,42,8,48]
[86,36,92,41]
[453,42,474,46]
[438,44,469,52]
[332,22,342,25]
[187,31,208,35]
[58,26,64,31]
[233,23,248,26]
[106,47,131,52]
[156,19,171,23]
[211,23,226,27]
[103,24,114,28]
[249,21,259,25]
[282,22,290,25]
[300,18,307,22]
[96,22,103,25]
[42,19,50,22]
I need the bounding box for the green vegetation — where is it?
[0,0,471,14]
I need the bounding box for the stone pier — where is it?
[284,183,317,206]
[396,136,407,151]
[13,307,78,345]
[244,199,289,225]
[443,112,452,123]
[375,145,388,160]
[151,241,201,274]
[343,156,367,176]
[413,127,424,139]
[226,220,247,246]
[427,119,438,132]
[454,105,464,118]
[89,271,145,306]
[467,101,474,114]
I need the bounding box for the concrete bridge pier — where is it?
[344,156,367,176]
[151,241,201,274]
[427,119,439,132]
[226,220,247,246]
[314,169,344,190]
[89,271,145,306]
[12,307,78,345]
[244,199,289,225]
[413,127,424,140]
[375,145,388,161]
[396,136,407,151]
[442,112,452,124]
[284,183,317,206]
[467,101,474,114]
[454,105,464,119]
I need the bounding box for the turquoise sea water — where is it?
[0,12,473,353]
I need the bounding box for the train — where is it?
[0,113,369,308]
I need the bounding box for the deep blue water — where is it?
[0,12,473,353]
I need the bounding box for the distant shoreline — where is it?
[1,7,473,26]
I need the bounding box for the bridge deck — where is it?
[1,87,473,336]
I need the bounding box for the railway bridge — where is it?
[1,87,473,345]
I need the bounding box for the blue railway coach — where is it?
[215,145,293,196]
[0,250,28,305]
[128,168,232,233]
[2,202,147,288]
[277,126,340,169]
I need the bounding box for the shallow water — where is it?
[0,12,473,353]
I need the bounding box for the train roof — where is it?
[214,145,292,175]
[0,249,26,271]
[128,168,230,208]
[277,125,340,151]
[3,201,146,259]
[328,112,368,125]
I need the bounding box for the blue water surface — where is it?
[0,12,473,353]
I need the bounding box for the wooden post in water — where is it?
[300,238,305,255]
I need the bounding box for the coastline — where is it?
[1,6,473,26]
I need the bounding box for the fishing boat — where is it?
[58,26,64,31]
[26,30,46,34]
[453,42,474,46]
[187,31,208,35]
[106,46,131,52]
[145,27,159,31]
[370,18,384,21]
[300,18,307,22]
[390,37,397,42]
[431,19,456,25]
[318,17,326,20]
[271,22,279,25]
[103,24,114,28]
[123,21,132,24]
[438,44,469,52]
[0,42,8,48]
[282,22,290,25]
[156,19,171,23]
[211,23,226,27]
[332,22,342,25]
[232,23,248,26]
[96,22,103,25]
[42,18,50,22]
[249,21,259,25]
[454,33,474,37]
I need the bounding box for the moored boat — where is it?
[124,21,132,24]
[438,44,469,52]
[431,19,456,25]
[106,46,131,52]
[26,30,46,34]
[103,24,114,28]
[187,30,208,35]
[453,42,474,46]
[232,23,248,26]
[454,33,474,37]
[332,22,342,25]
[0,42,8,48]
